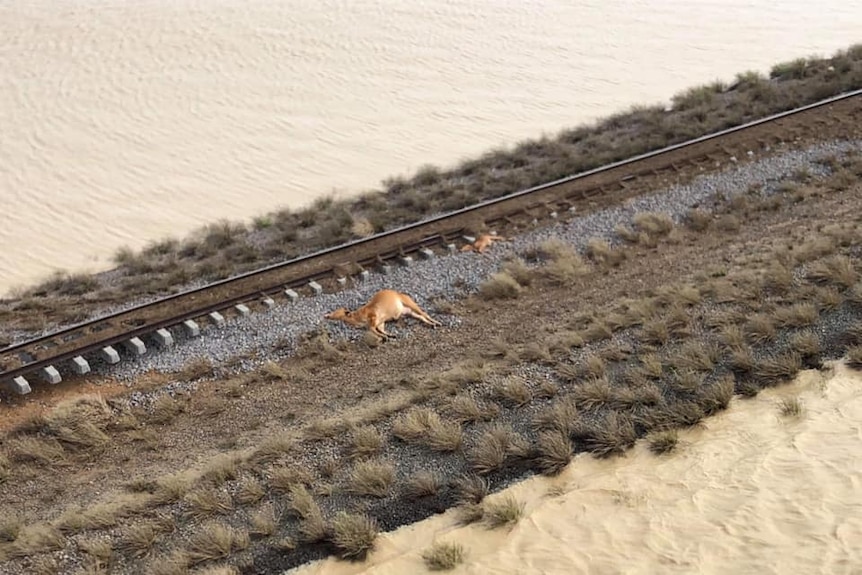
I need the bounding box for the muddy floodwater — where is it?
[2,0,860,295]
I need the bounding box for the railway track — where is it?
[2,89,860,395]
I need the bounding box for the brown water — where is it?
[292,362,862,574]
[1,1,860,296]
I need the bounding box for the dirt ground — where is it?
[1,147,861,574]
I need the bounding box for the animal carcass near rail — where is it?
[324,289,442,340]
[461,233,510,254]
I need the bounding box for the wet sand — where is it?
[293,362,862,574]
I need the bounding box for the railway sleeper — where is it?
[7,375,31,395]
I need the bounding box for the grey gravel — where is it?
[83,139,860,400]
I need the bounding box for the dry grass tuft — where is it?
[148,394,186,425]
[638,401,706,431]
[6,524,66,558]
[305,418,349,441]
[0,453,8,485]
[633,211,675,237]
[500,257,535,287]
[580,411,638,458]
[792,237,837,264]
[26,394,115,457]
[841,325,862,347]
[422,541,466,571]
[718,324,747,351]
[269,465,314,493]
[599,342,634,362]
[531,396,581,436]
[28,556,61,575]
[648,430,679,455]
[697,375,735,416]
[685,208,712,231]
[446,395,499,423]
[571,377,615,410]
[201,453,242,485]
[548,330,586,353]
[258,360,290,381]
[0,514,23,542]
[392,408,463,452]
[789,331,822,366]
[669,370,704,394]
[405,470,444,499]
[581,321,613,343]
[805,255,858,288]
[535,379,560,399]
[119,521,172,558]
[704,307,747,328]
[466,424,523,475]
[492,377,533,407]
[763,262,794,294]
[479,271,523,300]
[773,302,819,328]
[779,397,805,418]
[637,353,665,379]
[518,341,553,362]
[179,357,215,381]
[619,299,657,326]
[145,550,190,575]
[754,352,803,387]
[729,346,755,375]
[614,223,640,243]
[78,537,114,565]
[483,496,524,529]
[735,380,761,398]
[455,503,486,525]
[582,354,608,379]
[529,240,591,285]
[235,477,266,505]
[287,485,327,543]
[347,426,385,460]
[330,512,378,561]
[451,474,489,505]
[535,430,573,476]
[249,503,280,538]
[481,336,515,360]
[615,382,664,409]
[585,238,625,267]
[716,214,741,232]
[526,238,575,261]
[811,286,844,312]
[347,459,396,498]
[56,500,132,533]
[185,522,249,566]
[5,436,67,466]
[667,340,721,372]
[437,360,490,387]
[195,566,241,575]
[184,487,234,520]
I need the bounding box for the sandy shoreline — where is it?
[292,363,862,575]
